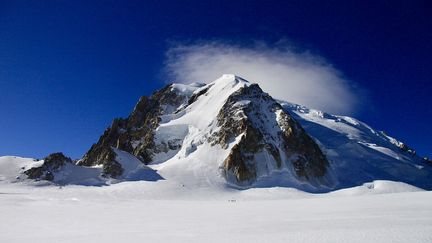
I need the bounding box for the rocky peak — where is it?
[210,83,329,186]
[77,83,198,177]
[75,75,330,185]
[24,152,73,181]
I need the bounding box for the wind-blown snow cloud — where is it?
[164,41,360,115]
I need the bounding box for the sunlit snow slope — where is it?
[283,103,431,189]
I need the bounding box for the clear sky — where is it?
[1,0,431,159]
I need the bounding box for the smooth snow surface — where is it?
[1,155,431,242]
[0,181,431,243]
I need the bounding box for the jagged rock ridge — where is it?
[78,84,200,177]
[210,83,328,185]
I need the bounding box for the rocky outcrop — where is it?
[24,153,73,181]
[77,84,191,177]
[380,131,416,156]
[187,86,210,106]
[277,109,328,179]
[211,84,329,185]
[398,143,416,156]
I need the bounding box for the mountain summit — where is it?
[2,74,431,191]
[78,74,330,188]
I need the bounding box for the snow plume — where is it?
[164,41,360,115]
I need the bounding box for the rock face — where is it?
[24,153,73,181]
[73,76,330,185]
[77,84,195,177]
[210,84,329,185]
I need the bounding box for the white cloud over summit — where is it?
[164,41,360,115]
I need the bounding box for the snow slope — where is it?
[283,103,431,189]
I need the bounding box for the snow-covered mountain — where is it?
[1,74,431,191]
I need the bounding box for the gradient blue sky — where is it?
[1,0,431,159]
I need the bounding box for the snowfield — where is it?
[0,180,431,243]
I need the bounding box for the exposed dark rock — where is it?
[398,143,416,156]
[212,84,329,185]
[78,84,191,177]
[102,160,124,178]
[277,109,328,178]
[187,86,210,106]
[24,152,73,181]
[223,144,256,182]
[380,131,416,156]
[174,85,212,114]
[266,143,282,168]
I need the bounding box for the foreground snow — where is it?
[0,181,431,243]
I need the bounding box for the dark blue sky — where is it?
[1,0,431,159]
